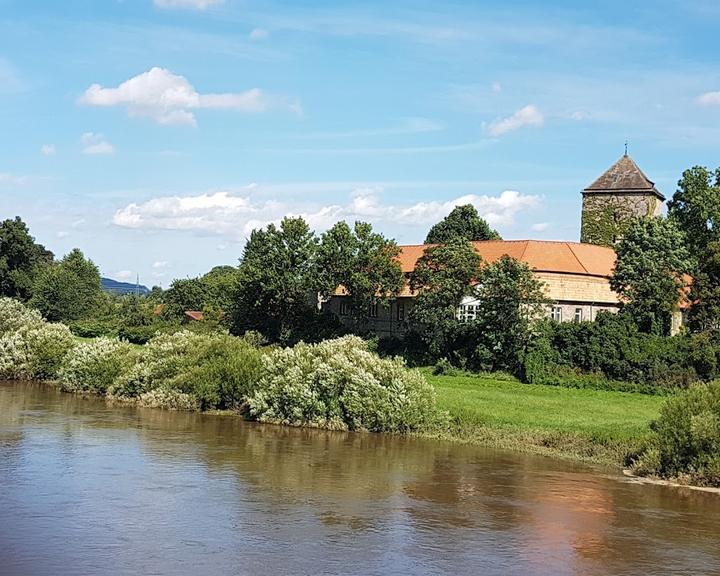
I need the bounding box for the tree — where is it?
[408,239,482,356]
[473,255,549,371]
[232,217,321,343]
[610,217,691,335]
[688,241,720,334]
[425,204,501,244]
[31,248,104,322]
[0,217,53,300]
[668,166,720,254]
[163,277,208,317]
[318,221,404,331]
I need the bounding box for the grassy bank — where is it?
[425,371,665,466]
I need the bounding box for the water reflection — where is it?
[1,381,719,576]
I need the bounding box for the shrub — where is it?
[69,318,118,338]
[0,321,75,379]
[170,335,264,410]
[247,336,437,432]
[109,331,264,410]
[633,381,720,486]
[0,297,43,335]
[59,338,138,393]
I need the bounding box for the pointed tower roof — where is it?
[584,154,664,200]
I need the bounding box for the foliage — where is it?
[317,221,404,331]
[521,313,718,391]
[632,382,720,486]
[424,204,501,244]
[667,165,720,255]
[0,320,74,380]
[162,266,239,321]
[471,255,550,372]
[232,217,321,344]
[0,217,53,300]
[0,296,44,335]
[59,338,138,393]
[31,248,104,322]
[611,217,691,335]
[409,239,482,357]
[688,241,720,334]
[110,330,263,410]
[247,336,437,432]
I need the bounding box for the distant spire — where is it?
[624,139,628,156]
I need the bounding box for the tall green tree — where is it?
[232,217,320,342]
[318,221,404,330]
[668,166,720,254]
[163,266,239,319]
[425,204,501,244]
[610,217,691,335]
[688,241,720,334]
[0,217,53,300]
[408,239,482,356]
[473,255,549,371]
[31,248,103,322]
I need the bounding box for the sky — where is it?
[1,0,719,286]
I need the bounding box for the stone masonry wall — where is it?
[580,193,662,246]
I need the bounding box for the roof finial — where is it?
[624,139,628,156]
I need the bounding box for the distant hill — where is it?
[101,277,150,296]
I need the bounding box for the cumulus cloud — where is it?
[40,144,56,156]
[154,0,224,9]
[79,67,297,126]
[152,261,169,268]
[113,187,540,239]
[531,222,549,232]
[487,104,544,136]
[81,132,115,155]
[698,91,720,106]
[249,28,269,40]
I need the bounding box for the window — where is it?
[368,301,379,318]
[574,308,583,323]
[551,306,563,322]
[339,301,350,316]
[457,304,479,323]
[396,302,405,322]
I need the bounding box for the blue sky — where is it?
[1,0,719,286]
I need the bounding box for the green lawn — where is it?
[425,371,666,464]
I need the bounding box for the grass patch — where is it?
[425,370,666,465]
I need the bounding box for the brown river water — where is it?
[1,380,719,576]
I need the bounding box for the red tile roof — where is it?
[184,310,204,321]
[398,240,617,278]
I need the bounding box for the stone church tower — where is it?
[580,153,664,246]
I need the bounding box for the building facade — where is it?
[580,153,665,246]
[325,154,686,334]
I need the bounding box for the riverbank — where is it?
[424,371,664,466]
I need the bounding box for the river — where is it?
[1,380,719,576]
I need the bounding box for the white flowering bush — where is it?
[0,320,75,379]
[248,336,437,432]
[59,337,138,393]
[0,297,43,336]
[138,388,200,411]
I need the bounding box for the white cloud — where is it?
[40,144,56,156]
[531,222,549,232]
[698,91,720,106]
[113,187,540,239]
[492,82,502,93]
[115,270,134,281]
[79,67,297,126]
[154,0,224,9]
[56,231,69,239]
[81,132,115,155]
[152,260,168,269]
[486,104,544,136]
[0,173,28,185]
[249,28,269,40]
